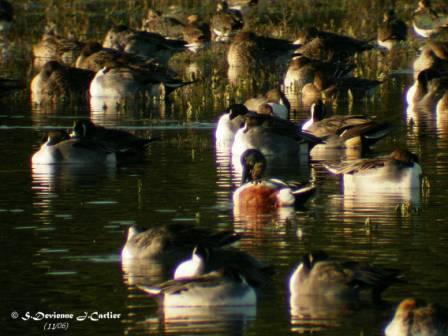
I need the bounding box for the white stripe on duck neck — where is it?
[174,248,206,279]
[302,102,325,131]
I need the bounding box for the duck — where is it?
[412,0,448,38]
[183,15,210,52]
[75,41,167,73]
[70,119,157,158]
[233,149,315,210]
[139,266,257,307]
[102,25,187,64]
[227,31,299,68]
[413,41,448,78]
[121,223,240,262]
[289,251,402,304]
[377,9,407,50]
[301,70,382,106]
[283,54,354,95]
[293,27,373,62]
[30,61,95,104]
[231,109,323,161]
[244,88,290,120]
[89,63,191,99]
[32,31,85,69]
[140,8,185,40]
[406,68,448,106]
[210,0,244,42]
[31,130,116,166]
[0,0,13,33]
[172,243,273,287]
[302,100,393,150]
[324,149,423,192]
[121,223,272,287]
[385,298,448,336]
[215,104,249,147]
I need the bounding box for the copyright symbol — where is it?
[11,311,19,319]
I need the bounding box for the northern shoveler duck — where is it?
[412,0,448,38]
[140,8,185,40]
[0,0,13,32]
[289,251,402,304]
[210,0,244,42]
[302,100,393,150]
[102,25,186,64]
[324,149,423,192]
[70,119,157,160]
[32,130,116,166]
[233,149,315,210]
[32,31,85,69]
[377,9,407,50]
[31,61,95,104]
[227,31,299,68]
[244,88,290,120]
[89,62,191,99]
[293,27,373,62]
[231,111,323,161]
[140,266,257,307]
[215,104,249,147]
[385,298,448,336]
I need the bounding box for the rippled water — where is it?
[3,1,448,335]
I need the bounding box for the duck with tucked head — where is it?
[71,119,157,161]
[385,298,448,336]
[289,251,402,307]
[140,266,257,307]
[324,149,423,192]
[294,27,373,63]
[31,60,95,104]
[32,130,116,166]
[244,88,290,120]
[233,149,315,210]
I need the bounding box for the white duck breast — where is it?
[215,114,244,146]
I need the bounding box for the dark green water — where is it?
[2,1,448,335]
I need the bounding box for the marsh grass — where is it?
[2,0,447,120]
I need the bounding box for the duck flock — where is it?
[3,0,448,334]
